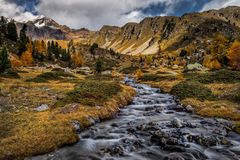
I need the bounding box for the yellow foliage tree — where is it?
[21,42,33,65]
[71,53,84,67]
[34,40,47,55]
[227,40,240,70]
[209,33,229,64]
[135,69,143,80]
[203,55,221,70]
[10,55,23,67]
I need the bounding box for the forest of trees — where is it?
[0,16,72,72]
[0,16,240,72]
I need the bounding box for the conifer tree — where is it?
[95,58,103,74]
[55,42,59,59]
[0,46,11,72]
[7,20,18,42]
[18,24,28,56]
[47,41,52,60]
[0,16,7,35]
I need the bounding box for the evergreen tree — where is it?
[47,41,52,60]
[0,16,7,35]
[51,41,55,58]
[32,41,37,60]
[90,43,98,54]
[55,42,59,59]
[0,47,11,73]
[61,48,71,61]
[18,24,28,56]
[7,20,18,42]
[95,58,103,74]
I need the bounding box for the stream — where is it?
[31,78,240,160]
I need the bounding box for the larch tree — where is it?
[227,40,240,70]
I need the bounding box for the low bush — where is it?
[55,80,122,107]
[27,71,75,83]
[139,74,177,82]
[0,69,20,79]
[86,75,113,81]
[170,81,214,100]
[120,66,139,74]
[184,69,240,84]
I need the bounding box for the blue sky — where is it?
[11,0,211,17]
[1,0,240,30]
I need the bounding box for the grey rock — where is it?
[71,120,81,133]
[34,104,49,112]
[171,118,184,128]
[186,105,194,112]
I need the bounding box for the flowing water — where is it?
[31,78,240,160]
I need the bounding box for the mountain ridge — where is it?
[11,6,240,55]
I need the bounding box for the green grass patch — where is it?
[86,75,113,81]
[0,69,20,79]
[170,81,214,100]
[139,74,178,82]
[27,71,75,83]
[120,66,139,74]
[222,85,240,103]
[55,80,122,107]
[87,57,118,71]
[235,122,240,134]
[184,70,240,84]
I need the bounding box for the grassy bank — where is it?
[138,68,240,133]
[0,68,135,159]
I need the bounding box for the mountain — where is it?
[90,6,240,55]
[14,6,240,55]
[15,16,92,40]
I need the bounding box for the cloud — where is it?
[36,0,173,30]
[2,0,240,30]
[201,0,240,11]
[0,0,38,22]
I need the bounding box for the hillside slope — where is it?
[90,6,240,55]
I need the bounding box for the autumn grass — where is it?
[0,68,136,159]
[181,98,240,120]
[0,84,135,160]
[137,69,183,92]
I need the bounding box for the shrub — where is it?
[0,69,20,79]
[135,69,143,79]
[170,81,213,100]
[27,71,75,83]
[184,69,240,84]
[120,66,139,74]
[55,80,121,107]
[86,75,113,81]
[90,43,98,54]
[139,74,177,82]
[95,58,103,74]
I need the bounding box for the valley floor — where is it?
[0,67,135,159]
[0,66,239,159]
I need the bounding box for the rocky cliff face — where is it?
[14,6,240,55]
[91,6,240,55]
